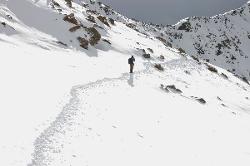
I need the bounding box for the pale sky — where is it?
[101,0,247,24]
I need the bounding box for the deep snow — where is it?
[0,0,249,166]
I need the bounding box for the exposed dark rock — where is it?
[196,98,206,104]
[143,53,151,59]
[86,27,101,45]
[166,85,183,94]
[206,64,218,73]
[69,25,81,32]
[147,48,154,53]
[178,21,192,32]
[109,18,115,25]
[103,39,111,45]
[86,15,96,23]
[97,16,110,27]
[221,73,228,79]
[77,37,89,49]
[63,13,78,25]
[154,64,164,71]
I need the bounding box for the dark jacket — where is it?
[128,56,135,65]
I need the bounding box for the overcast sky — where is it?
[101,0,248,24]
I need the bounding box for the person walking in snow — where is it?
[128,56,135,73]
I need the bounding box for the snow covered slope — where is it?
[134,1,250,80]
[0,0,250,166]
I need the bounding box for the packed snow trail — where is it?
[29,58,250,166]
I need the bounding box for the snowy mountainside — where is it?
[0,0,250,166]
[133,1,250,80]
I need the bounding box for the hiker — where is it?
[128,56,135,73]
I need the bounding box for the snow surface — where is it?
[0,0,250,166]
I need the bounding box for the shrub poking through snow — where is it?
[1,22,6,27]
[154,64,164,71]
[69,25,81,32]
[206,64,218,73]
[63,13,78,25]
[86,27,101,45]
[77,37,89,49]
[97,16,110,27]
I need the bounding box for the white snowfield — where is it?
[0,0,250,166]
